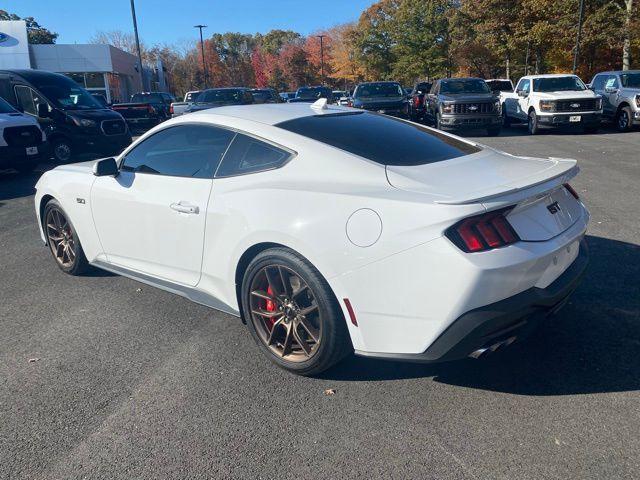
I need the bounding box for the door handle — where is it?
[170,202,199,214]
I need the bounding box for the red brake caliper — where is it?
[265,285,277,328]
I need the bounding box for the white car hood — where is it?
[534,90,598,100]
[386,148,578,205]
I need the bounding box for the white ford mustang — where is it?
[34,100,589,375]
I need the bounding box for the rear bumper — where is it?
[356,239,588,363]
[440,114,502,129]
[0,142,49,169]
[538,112,601,126]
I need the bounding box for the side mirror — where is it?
[37,103,50,118]
[517,90,528,98]
[93,157,118,177]
[605,86,618,94]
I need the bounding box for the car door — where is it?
[426,81,439,120]
[90,123,236,286]
[514,78,531,120]
[602,75,620,116]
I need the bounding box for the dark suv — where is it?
[351,81,409,118]
[425,78,502,136]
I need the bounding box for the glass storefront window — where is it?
[66,73,85,86]
[85,73,106,88]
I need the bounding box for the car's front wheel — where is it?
[43,200,88,275]
[527,110,539,135]
[52,138,73,163]
[241,248,351,376]
[616,106,633,132]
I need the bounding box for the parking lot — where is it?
[1,124,639,479]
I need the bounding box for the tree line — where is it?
[4,1,638,97]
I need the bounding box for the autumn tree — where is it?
[0,10,58,44]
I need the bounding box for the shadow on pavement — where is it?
[324,235,640,396]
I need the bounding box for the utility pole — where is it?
[194,25,208,89]
[573,0,585,74]
[316,35,326,85]
[129,0,145,90]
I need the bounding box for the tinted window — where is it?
[277,112,480,166]
[296,87,332,100]
[132,93,163,103]
[591,75,606,91]
[620,73,640,88]
[533,76,586,92]
[15,85,36,115]
[0,95,16,113]
[215,134,292,177]
[486,80,513,92]
[355,83,403,98]
[605,76,619,89]
[516,79,531,92]
[121,124,235,178]
[440,79,489,94]
[414,82,431,94]
[29,74,102,110]
[199,89,246,103]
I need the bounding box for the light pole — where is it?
[573,0,585,74]
[315,35,326,85]
[129,0,145,90]
[194,24,208,89]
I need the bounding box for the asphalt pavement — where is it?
[1,123,639,479]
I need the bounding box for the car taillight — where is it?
[563,183,579,200]
[413,96,422,107]
[445,207,520,253]
[169,105,174,114]
[147,105,154,113]
[347,100,353,107]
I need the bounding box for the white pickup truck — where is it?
[0,95,47,173]
[501,74,602,134]
[169,90,202,118]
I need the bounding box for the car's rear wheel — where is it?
[43,200,88,275]
[241,248,351,376]
[616,106,632,132]
[527,110,539,135]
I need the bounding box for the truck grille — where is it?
[101,119,128,136]
[451,102,495,114]
[3,125,42,147]
[555,99,598,112]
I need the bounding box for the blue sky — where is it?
[3,0,375,45]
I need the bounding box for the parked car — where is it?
[0,69,131,162]
[34,103,589,375]
[501,74,602,134]
[425,77,502,135]
[337,92,351,106]
[485,79,514,94]
[288,86,334,103]
[112,92,175,132]
[589,70,640,132]
[332,90,348,104]
[351,81,409,118]
[0,95,47,172]
[184,88,255,113]
[280,91,297,102]
[408,81,432,121]
[169,90,202,118]
[250,88,282,104]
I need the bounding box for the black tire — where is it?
[52,138,73,163]
[487,126,501,137]
[241,247,352,376]
[527,110,539,135]
[502,107,512,127]
[616,106,633,132]
[43,199,89,275]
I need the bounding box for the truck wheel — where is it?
[616,106,632,132]
[527,111,539,135]
[52,138,73,163]
[502,107,511,127]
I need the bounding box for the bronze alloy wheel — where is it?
[248,264,322,362]
[45,207,76,268]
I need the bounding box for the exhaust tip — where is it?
[469,336,517,359]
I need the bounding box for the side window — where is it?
[243,91,254,103]
[516,79,530,92]
[15,85,36,115]
[430,82,438,94]
[121,124,235,178]
[605,76,619,89]
[215,133,292,178]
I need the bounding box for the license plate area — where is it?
[569,115,581,122]
[26,146,38,155]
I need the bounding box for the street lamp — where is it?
[315,35,326,86]
[194,24,208,89]
[129,0,145,90]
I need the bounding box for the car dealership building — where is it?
[0,20,168,103]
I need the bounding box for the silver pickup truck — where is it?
[589,70,640,132]
[170,91,202,118]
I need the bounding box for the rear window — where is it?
[486,80,513,92]
[132,93,163,103]
[355,83,403,98]
[276,112,480,166]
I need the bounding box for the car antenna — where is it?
[311,98,328,110]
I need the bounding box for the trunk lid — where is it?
[386,148,583,241]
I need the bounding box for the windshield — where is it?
[533,76,586,92]
[31,74,102,110]
[296,87,330,100]
[620,73,640,88]
[487,80,513,92]
[355,83,403,98]
[199,89,244,103]
[185,91,201,102]
[0,96,17,113]
[440,79,490,94]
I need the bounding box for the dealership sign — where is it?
[0,32,9,43]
